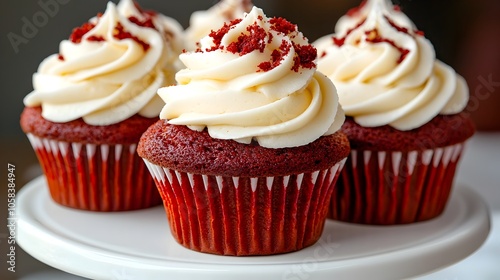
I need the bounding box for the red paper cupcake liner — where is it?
[27,133,161,211]
[144,158,346,256]
[329,143,465,225]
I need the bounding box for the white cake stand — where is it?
[17,176,490,280]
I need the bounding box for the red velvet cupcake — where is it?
[331,114,474,224]
[138,7,349,255]
[21,107,160,211]
[314,0,475,224]
[19,0,184,211]
[139,122,349,256]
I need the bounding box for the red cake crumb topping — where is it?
[333,37,345,47]
[203,16,315,73]
[67,16,151,52]
[415,30,425,36]
[291,43,317,72]
[130,0,158,28]
[332,14,423,64]
[70,22,96,43]
[393,5,402,12]
[66,6,158,53]
[347,0,367,17]
[114,23,150,51]
[365,29,409,64]
[332,19,366,47]
[87,35,105,42]
[384,15,425,38]
[204,19,243,52]
[384,15,409,34]
[58,54,65,61]
[128,16,156,29]
[269,17,297,35]
[226,23,267,55]
[258,40,291,72]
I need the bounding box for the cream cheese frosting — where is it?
[314,0,468,130]
[184,0,253,51]
[158,7,345,149]
[23,0,184,126]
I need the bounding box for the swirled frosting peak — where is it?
[23,0,184,126]
[184,0,253,51]
[314,0,469,130]
[158,7,345,149]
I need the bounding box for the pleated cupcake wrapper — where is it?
[329,143,465,225]
[143,158,346,256]
[27,133,161,211]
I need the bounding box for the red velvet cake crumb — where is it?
[87,35,105,42]
[365,29,410,64]
[415,30,425,36]
[204,15,315,73]
[128,16,156,29]
[226,23,267,55]
[113,23,150,51]
[332,13,430,64]
[70,22,96,43]
[291,43,317,72]
[67,12,154,52]
[333,37,346,47]
[269,17,297,35]
[384,15,409,34]
[206,19,243,52]
[332,19,366,47]
[384,15,425,39]
[258,40,291,72]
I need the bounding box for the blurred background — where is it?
[1,0,499,279]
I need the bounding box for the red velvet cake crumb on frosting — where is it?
[199,16,317,73]
[184,0,254,51]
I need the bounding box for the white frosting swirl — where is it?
[314,0,468,130]
[184,0,253,51]
[23,0,184,125]
[158,7,344,149]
